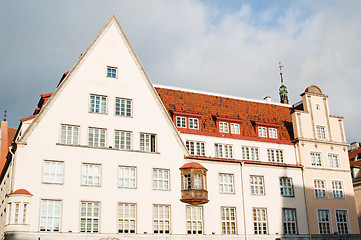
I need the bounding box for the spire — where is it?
[3,110,6,121]
[278,62,289,104]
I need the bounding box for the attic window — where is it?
[107,66,117,78]
[254,121,280,140]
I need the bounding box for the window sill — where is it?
[56,143,160,154]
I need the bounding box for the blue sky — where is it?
[1,0,360,143]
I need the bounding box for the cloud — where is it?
[0,0,360,142]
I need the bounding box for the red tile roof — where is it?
[155,87,294,144]
[9,189,32,195]
[180,162,205,169]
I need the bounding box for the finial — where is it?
[279,62,284,84]
[3,110,7,121]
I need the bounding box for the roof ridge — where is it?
[154,84,293,108]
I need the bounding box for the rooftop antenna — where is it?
[278,62,289,104]
[3,110,7,121]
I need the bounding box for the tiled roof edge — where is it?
[154,84,293,108]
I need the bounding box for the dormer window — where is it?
[172,111,202,131]
[230,123,240,134]
[258,127,267,137]
[219,122,229,133]
[176,116,187,128]
[189,118,199,129]
[214,116,243,136]
[268,128,277,139]
[255,122,280,140]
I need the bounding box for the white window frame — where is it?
[310,151,323,167]
[219,122,229,133]
[186,205,203,234]
[23,203,28,224]
[230,123,240,134]
[80,201,99,233]
[282,208,297,235]
[153,204,170,234]
[317,209,332,234]
[14,203,20,224]
[88,127,106,148]
[118,203,136,234]
[280,177,294,197]
[316,125,328,140]
[115,130,132,150]
[89,94,107,114]
[221,207,237,234]
[242,146,259,160]
[258,126,267,137]
[219,173,234,193]
[186,140,205,156]
[253,208,268,234]
[153,169,170,190]
[188,118,199,129]
[267,149,284,162]
[81,163,101,186]
[115,98,132,117]
[60,124,79,145]
[140,133,156,152]
[176,116,187,128]
[40,200,61,232]
[250,175,265,195]
[118,166,136,188]
[43,160,63,184]
[216,144,233,158]
[328,153,340,169]
[106,66,117,78]
[332,180,345,199]
[268,128,278,139]
[314,179,328,199]
[335,209,350,234]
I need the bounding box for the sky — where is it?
[0,0,360,143]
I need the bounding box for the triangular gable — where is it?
[18,15,188,155]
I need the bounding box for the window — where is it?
[194,174,201,189]
[316,104,320,110]
[250,176,264,195]
[140,133,156,152]
[183,174,191,189]
[242,146,259,160]
[219,122,229,133]
[115,130,131,150]
[14,203,20,223]
[230,123,240,134]
[153,205,170,234]
[283,208,297,234]
[118,166,136,188]
[43,161,63,184]
[188,118,199,129]
[314,180,327,198]
[316,125,327,140]
[118,203,136,233]
[221,207,236,234]
[60,124,79,145]
[336,210,349,234]
[88,127,106,147]
[332,181,345,199]
[317,209,331,234]
[258,126,267,137]
[176,116,186,128]
[216,144,233,158]
[107,66,117,78]
[219,174,234,193]
[153,169,169,190]
[280,177,294,197]
[89,95,107,114]
[40,200,61,232]
[80,202,99,233]
[115,98,132,117]
[268,128,277,138]
[310,152,323,166]
[328,154,340,168]
[186,141,205,156]
[267,149,284,162]
[253,208,268,234]
[186,206,203,234]
[23,203,28,224]
[81,164,100,186]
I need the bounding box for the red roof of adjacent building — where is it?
[155,87,294,144]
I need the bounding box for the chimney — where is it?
[0,121,9,173]
[264,96,272,102]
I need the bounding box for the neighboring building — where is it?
[349,142,361,232]
[0,15,359,240]
[292,86,359,236]
[0,120,17,173]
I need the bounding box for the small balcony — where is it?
[180,189,209,205]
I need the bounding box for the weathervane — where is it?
[279,62,284,84]
[3,110,7,121]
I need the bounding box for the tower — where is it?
[279,62,289,104]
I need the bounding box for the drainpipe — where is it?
[240,162,247,240]
[8,146,15,191]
